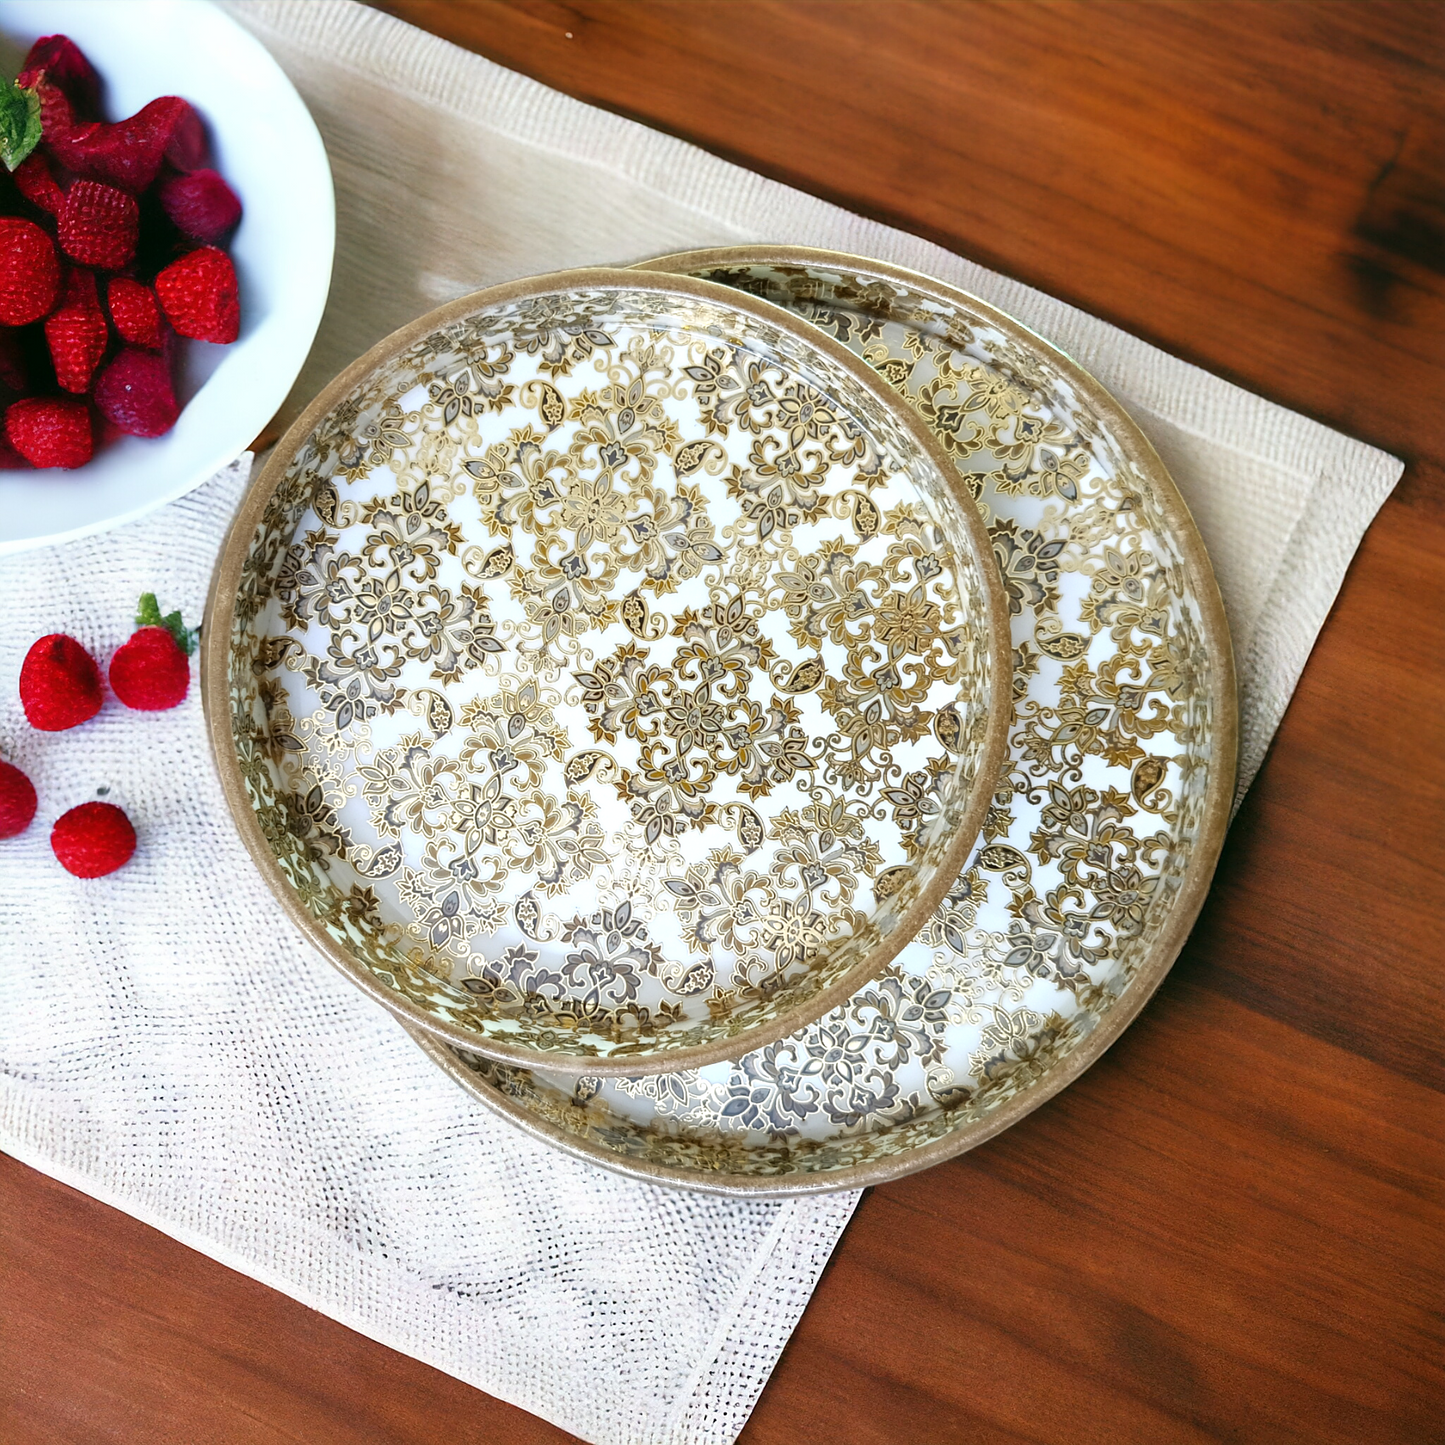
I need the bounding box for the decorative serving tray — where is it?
[417,249,1236,1189]
[204,268,1010,1073]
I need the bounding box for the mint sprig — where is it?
[137,592,199,656]
[0,80,41,171]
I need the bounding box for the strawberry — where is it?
[19,633,102,730]
[51,801,136,877]
[155,245,237,343]
[159,168,242,242]
[45,268,108,393]
[0,759,38,838]
[18,35,102,121]
[109,594,195,710]
[106,276,163,350]
[7,397,93,469]
[0,217,59,324]
[48,97,205,194]
[93,349,177,437]
[14,151,63,215]
[58,180,139,270]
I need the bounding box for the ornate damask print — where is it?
[441,260,1223,1181]
[224,282,1001,1064]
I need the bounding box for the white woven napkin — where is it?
[0,3,1402,1443]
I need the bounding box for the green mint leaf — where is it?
[0,81,41,171]
[135,592,163,629]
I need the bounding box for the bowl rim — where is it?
[202,263,1013,1076]
[409,245,1240,1193]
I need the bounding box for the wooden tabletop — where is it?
[4,3,1442,1441]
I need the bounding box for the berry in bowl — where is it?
[0,0,334,553]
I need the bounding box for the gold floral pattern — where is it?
[431,254,1231,1186]
[218,277,1005,1067]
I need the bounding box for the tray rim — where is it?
[201,263,1013,1077]
[409,245,1239,1193]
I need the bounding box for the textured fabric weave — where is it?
[0,4,1402,1443]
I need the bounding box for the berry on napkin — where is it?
[108,593,195,710]
[6,395,93,468]
[19,632,102,730]
[0,758,37,837]
[155,245,239,343]
[51,800,135,877]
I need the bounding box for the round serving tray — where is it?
[415,248,1237,1192]
[203,266,1010,1074]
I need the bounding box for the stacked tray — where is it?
[205,249,1234,1196]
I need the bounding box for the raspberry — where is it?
[49,97,204,194]
[106,277,163,350]
[46,268,108,393]
[19,633,102,730]
[110,625,190,710]
[155,245,238,343]
[93,349,177,438]
[6,397,93,469]
[18,35,102,121]
[159,169,242,242]
[14,152,64,215]
[0,218,60,324]
[0,759,38,838]
[51,801,136,877]
[58,180,139,271]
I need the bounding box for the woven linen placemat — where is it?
[0,4,1402,1443]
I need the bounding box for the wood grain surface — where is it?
[4,2,1442,1441]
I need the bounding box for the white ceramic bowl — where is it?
[0,0,334,554]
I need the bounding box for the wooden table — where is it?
[3,3,1441,1440]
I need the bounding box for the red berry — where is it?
[159,169,242,242]
[107,277,163,350]
[18,35,102,121]
[93,349,178,438]
[32,82,80,144]
[0,759,38,838]
[51,801,135,877]
[48,97,204,194]
[14,152,64,215]
[58,180,139,271]
[6,397,93,469]
[155,245,238,344]
[109,625,190,710]
[46,268,108,393]
[0,218,60,324]
[19,633,102,730]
